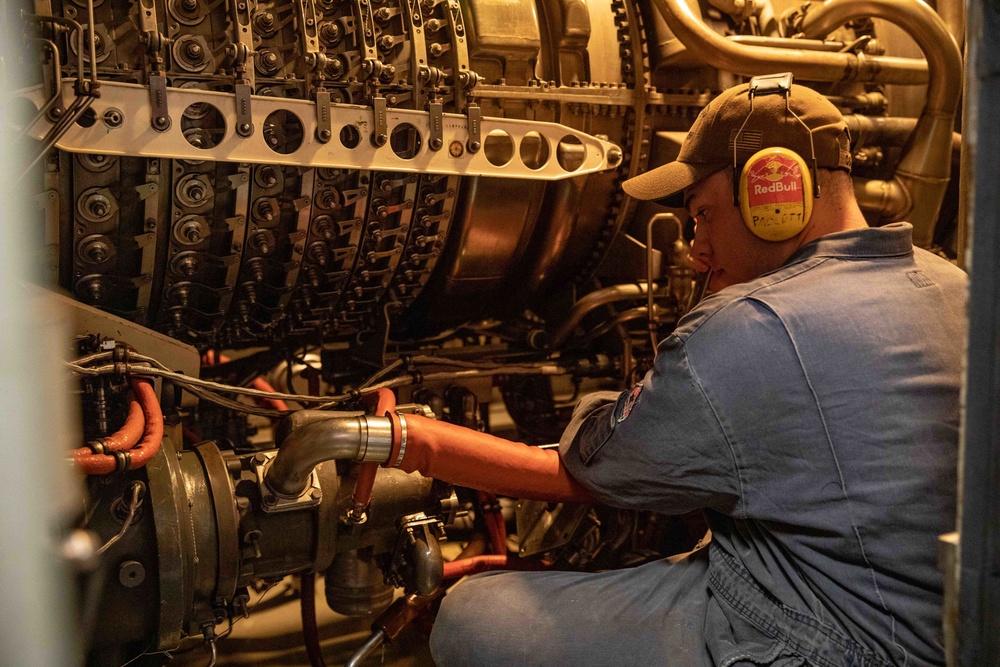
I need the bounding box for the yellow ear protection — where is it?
[731,73,820,242]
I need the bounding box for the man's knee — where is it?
[429,572,532,666]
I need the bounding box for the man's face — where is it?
[684,169,792,293]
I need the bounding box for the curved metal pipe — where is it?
[548,283,656,349]
[265,415,393,498]
[800,0,963,246]
[799,0,960,110]
[650,0,929,85]
[844,115,963,153]
[345,630,386,667]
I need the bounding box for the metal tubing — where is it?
[647,214,683,351]
[22,13,86,87]
[799,0,960,111]
[799,0,963,246]
[345,630,386,667]
[728,35,846,51]
[843,115,962,153]
[650,0,929,85]
[85,0,98,84]
[20,39,62,139]
[265,416,393,498]
[548,283,651,349]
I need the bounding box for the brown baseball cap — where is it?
[622,78,852,206]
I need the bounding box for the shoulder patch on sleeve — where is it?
[616,383,643,423]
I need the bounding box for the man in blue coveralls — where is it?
[430,76,966,666]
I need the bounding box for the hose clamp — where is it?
[113,450,131,474]
[393,413,407,468]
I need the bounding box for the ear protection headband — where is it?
[732,74,820,242]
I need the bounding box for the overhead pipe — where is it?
[650,0,929,85]
[797,0,963,247]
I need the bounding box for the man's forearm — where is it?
[398,414,596,504]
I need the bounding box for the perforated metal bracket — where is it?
[16,81,624,180]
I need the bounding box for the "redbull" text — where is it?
[753,181,799,195]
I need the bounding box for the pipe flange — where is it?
[256,452,323,513]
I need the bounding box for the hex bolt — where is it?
[607,147,623,165]
[181,0,198,11]
[263,493,277,506]
[320,23,341,44]
[185,41,203,61]
[255,11,275,32]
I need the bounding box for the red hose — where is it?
[300,571,327,667]
[478,491,507,556]
[127,378,164,468]
[74,378,163,475]
[397,415,595,504]
[350,388,398,517]
[201,351,290,412]
[74,393,144,460]
[442,555,509,579]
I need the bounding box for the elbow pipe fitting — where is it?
[798,0,963,245]
[650,0,929,85]
[264,415,396,499]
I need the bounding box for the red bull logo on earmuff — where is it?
[739,147,813,241]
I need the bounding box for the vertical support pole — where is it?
[959,0,1000,664]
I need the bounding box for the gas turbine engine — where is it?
[7,0,962,662]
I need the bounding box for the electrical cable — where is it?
[67,359,573,410]
[95,482,143,555]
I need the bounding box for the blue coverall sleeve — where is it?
[559,333,743,515]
